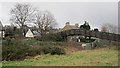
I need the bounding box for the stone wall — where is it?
[60,29,120,42]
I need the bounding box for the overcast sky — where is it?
[0,2,118,30]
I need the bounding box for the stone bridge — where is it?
[57,29,120,42]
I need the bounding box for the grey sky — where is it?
[0,2,118,30]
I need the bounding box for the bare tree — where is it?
[10,3,36,36]
[34,10,57,35]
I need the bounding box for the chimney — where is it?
[75,23,78,27]
[66,22,70,26]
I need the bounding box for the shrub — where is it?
[22,38,39,46]
[27,47,41,56]
[50,46,65,55]
[40,46,65,55]
[37,33,64,42]
[2,38,65,61]
[2,39,29,61]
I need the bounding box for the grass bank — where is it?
[2,46,118,66]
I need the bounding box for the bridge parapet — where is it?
[96,31,100,38]
[58,29,120,42]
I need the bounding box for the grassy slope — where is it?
[2,47,118,66]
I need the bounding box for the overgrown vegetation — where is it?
[2,46,118,66]
[40,46,65,55]
[2,38,29,61]
[36,33,64,42]
[2,37,65,61]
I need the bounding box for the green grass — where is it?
[2,47,118,66]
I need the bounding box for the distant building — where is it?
[62,22,80,42]
[25,29,34,38]
[24,26,41,38]
[0,21,4,38]
[62,22,79,31]
[28,27,40,37]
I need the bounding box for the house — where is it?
[0,21,2,38]
[24,26,41,38]
[28,27,41,37]
[62,22,80,42]
[0,21,4,38]
[25,29,34,38]
[61,22,79,31]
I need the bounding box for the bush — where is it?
[95,39,116,48]
[2,37,65,61]
[22,38,39,46]
[2,39,29,61]
[27,47,41,56]
[37,33,64,42]
[40,46,65,55]
[50,46,65,55]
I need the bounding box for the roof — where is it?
[62,24,79,31]
[25,29,34,38]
